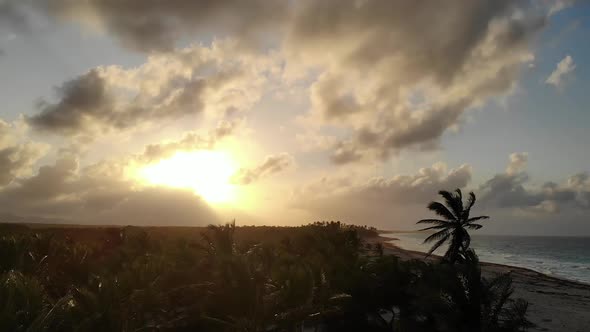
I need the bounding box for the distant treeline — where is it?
[0,221,529,331]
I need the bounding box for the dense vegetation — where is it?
[0,217,531,332]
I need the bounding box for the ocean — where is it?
[389,232,590,284]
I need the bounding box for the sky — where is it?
[0,0,589,235]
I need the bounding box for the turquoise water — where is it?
[390,233,590,284]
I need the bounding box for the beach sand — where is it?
[369,236,590,332]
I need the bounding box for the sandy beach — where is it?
[370,236,590,332]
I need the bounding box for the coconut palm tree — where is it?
[417,189,489,264]
[439,250,533,332]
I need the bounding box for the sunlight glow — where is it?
[139,151,238,204]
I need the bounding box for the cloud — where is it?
[30,0,288,52]
[0,143,48,186]
[95,187,220,226]
[0,119,49,186]
[0,1,30,34]
[330,141,363,164]
[138,120,239,163]
[286,0,544,163]
[26,42,273,137]
[0,155,220,225]
[0,1,32,57]
[28,69,114,135]
[291,162,472,225]
[506,152,528,175]
[232,153,294,185]
[545,55,576,88]
[19,1,547,164]
[295,131,337,153]
[480,153,590,213]
[547,0,582,15]
[5,0,585,231]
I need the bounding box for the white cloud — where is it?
[547,0,578,15]
[286,0,545,163]
[26,41,276,138]
[545,55,576,88]
[506,152,528,175]
[18,1,549,165]
[232,153,295,185]
[137,120,240,163]
[0,119,49,186]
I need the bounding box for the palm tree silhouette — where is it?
[417,189,489,264]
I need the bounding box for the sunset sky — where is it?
[1,0,589,235]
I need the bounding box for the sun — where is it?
[139,150,238,203]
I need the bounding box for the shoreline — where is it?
[367,235,590,332]
[377,230,590,286]
[382,236,590,287]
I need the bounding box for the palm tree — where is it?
[439,250,533,332]
[417,189,489,264]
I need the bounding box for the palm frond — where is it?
[417,219,452,226]
[427,234,450,256]
[466,192,476,211]
[423,229,452,244]
[463,248,479,265]
[426,202,456,221]
[461,231,471,252]
[438,190,462,218]
[418,225,450,231]
[466,216,489,223]
[460,192,477,220]
[465,224,483,230]
[454,189,464,211]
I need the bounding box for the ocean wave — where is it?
[390,233,590,284]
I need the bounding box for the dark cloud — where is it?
[287,0,546,163]
[26,43,266,137]
[26,68,211,135]
[291,162,472,226]
[0,1,30,33]
[95,187,221,226]
[0,156,220,225]
[38,0,288,52]
[324,100,468,163]
[347,100,469,161]
[21,0,547,159]
[479,172,541,210]
[232,153,294,185]
[289,1,519,81]
[27,70,114,135]
[480,153,590,213]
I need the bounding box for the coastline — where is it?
[368,235,590,332]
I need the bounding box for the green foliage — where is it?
[0,270,47,331]
[0,221,530,332]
